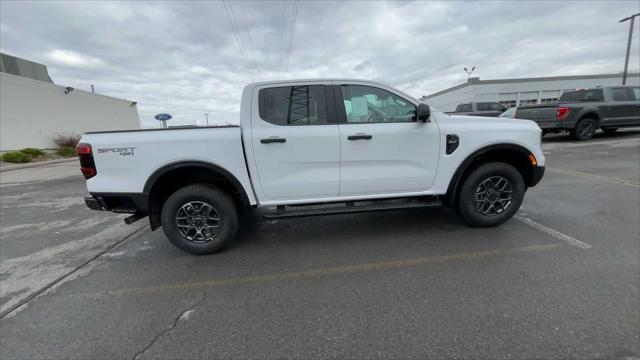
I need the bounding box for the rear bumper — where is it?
[85,197,105,211]
[536,120,577,130]
[84,193,148,214]
[530,166,545,187]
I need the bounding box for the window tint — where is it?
[459,103,472,112]
[559,89,604,102]
[631,87,639,100]
[476,103,492,111]
[612,87,631,101]
[490,103,506,111]
[259,85,328,125]
[341,85,415,123]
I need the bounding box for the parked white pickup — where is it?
[79,79,545,254]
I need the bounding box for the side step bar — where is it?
[263,198,442,219]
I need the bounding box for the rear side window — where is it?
[559,89,604,102]
[611,87,632,101]
[259,85,328,125]
[632,87,640,100]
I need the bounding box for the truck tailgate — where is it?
[515,105,557,121]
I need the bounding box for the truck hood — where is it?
[441,113,540,129]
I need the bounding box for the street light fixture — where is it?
[619,13,640,85]
[464,66,476,80]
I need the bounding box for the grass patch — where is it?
[1,151,32,163]
[56,147,77,157]
[20,148,46,157]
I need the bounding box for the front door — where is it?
[250,84,340,203]
[337,84,440,196]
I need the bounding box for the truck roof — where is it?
[246,78,396,89]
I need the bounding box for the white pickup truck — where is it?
[78,79,545,255]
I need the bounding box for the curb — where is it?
[0,157,77,173]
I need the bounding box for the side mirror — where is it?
[417,103,431,122]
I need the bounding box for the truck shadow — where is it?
[233,206,468,250]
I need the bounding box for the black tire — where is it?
[571,117,597,141]
[457,162,525,227]
[602,127,618,135]
[161,184,238,255]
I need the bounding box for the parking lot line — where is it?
[515,215,592,249]
[547,167,640,187]
[101,244,561,296]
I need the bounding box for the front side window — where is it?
[259,85,328,125]
[490,103,506,111]
[631,87,639,100]
[476,103,492,111]
[341,85,416,123]
[612,87,631,101]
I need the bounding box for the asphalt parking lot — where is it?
[1,130,639,359]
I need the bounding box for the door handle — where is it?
[260,137,286,144]
[348,134,373,140]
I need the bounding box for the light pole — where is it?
[619,13,640,85]
[203,113,209,126]
[464,66,476,80]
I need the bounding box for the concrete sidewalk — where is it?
[0,157,77,173]
[0,158,80,185]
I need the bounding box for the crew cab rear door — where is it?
[249,83,340,203]
[336,83,440,196]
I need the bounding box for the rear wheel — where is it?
[161,184,238,255]
[602,127,618,135]
[571,117,597,140]
[457,162,525,227]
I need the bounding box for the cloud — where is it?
[46,49,105,68]
[1,0,638,128]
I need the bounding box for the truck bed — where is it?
[81,125,255,205]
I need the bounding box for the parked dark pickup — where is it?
[448,102,507,117]
[516,86,640,140]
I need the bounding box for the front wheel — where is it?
[571,117,597,141]
[161,184,239,255]
[457,162,525,227]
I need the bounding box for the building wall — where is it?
[1,72,140,151]
[424,74,640,112]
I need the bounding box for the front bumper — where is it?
[530,166,545,187]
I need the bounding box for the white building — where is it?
[421,73,640,112]
[0,53,140,151]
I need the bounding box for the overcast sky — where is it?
[1,0,639,127]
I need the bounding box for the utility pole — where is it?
[619,13,640,85]
[203,113,209,126]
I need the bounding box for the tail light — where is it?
[76,143,97,179]
[556,107,570,120]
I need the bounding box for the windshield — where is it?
[559,89,604,102]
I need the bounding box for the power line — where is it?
[285,0,300,71]
[278,0,287,73]
[239,1,256,72]
[222,0,253,78]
